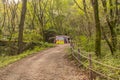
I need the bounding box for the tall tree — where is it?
[91,0,101,56]
[83,0,92,37]
[101,0,119,54]
[18,0,27,54]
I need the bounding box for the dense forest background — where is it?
[0,0,120,79]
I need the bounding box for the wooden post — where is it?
[78,48,81,66]
[89,54,93,80]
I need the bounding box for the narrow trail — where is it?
[0,44,87,80]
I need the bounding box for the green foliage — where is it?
[0,43,54,68]
[38,42,55,48]
[116,25,120,35]
[71,39,120,79]
[0,46,43,68]
[0,29,2,39]
[75,36,95,52]
[23,30,43,43]
[44,28,57,42]
[0,0,119,79]
[117,35,120,50]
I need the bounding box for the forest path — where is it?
[0,44,87,80]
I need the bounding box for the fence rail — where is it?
[70,45,120,80]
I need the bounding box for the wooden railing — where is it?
[70,44,120,80]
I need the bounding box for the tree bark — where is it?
[92,0,101,56]
[18,0,27,54]
[83,0,92,37]
[101,0,118,54]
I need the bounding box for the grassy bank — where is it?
[68,48,120,79]
[0,43,54,68]
[70,36,120,79]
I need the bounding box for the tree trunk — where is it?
[92,0,101,56]
[109,0,117,52]
[83,0,92,37]
[18,0,27,54]
[101,26,114,54]
[101,0,118,54]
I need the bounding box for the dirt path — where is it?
[0,44,87,80]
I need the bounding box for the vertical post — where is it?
[89,54,93,80]
[78,48,81,66]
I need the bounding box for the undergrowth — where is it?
[70,36,120,79]
[0,42,54,68]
